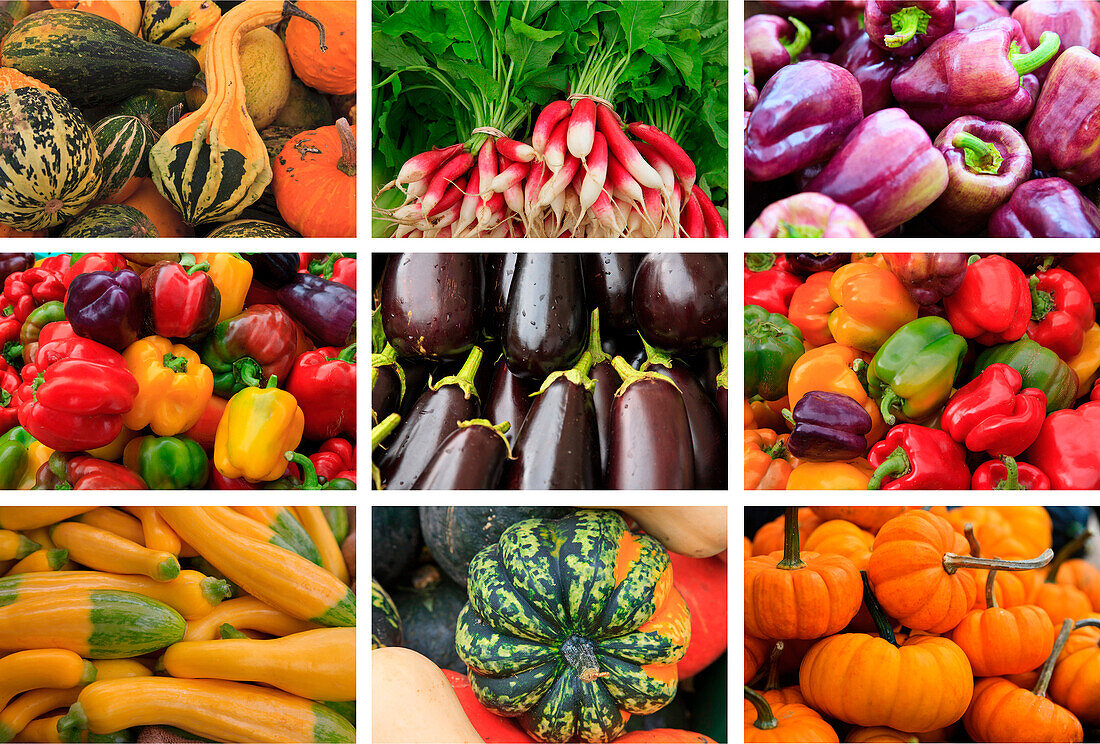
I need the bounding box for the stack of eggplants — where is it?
[371,252,728,490]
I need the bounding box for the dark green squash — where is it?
[205,219,298,238]
[112,89,187,137]
[371,578,402,649]
[371,506,421,589]
[455,510,692,743]
[392,565,467,674]
[1,10,200,107]
[92,115,153,200]
[60,204,158,238]
[419,506,575,587]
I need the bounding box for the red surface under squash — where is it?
[670,551,728,679]
[443,669,537,743]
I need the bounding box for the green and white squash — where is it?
[141,0,222,57]
[113,89,186,137]
[93,115,153,201]
[60,204,158,238]
[455,510,691,743]
[371,578,402,649]
[205,219,298,238]
[0,87,101,230]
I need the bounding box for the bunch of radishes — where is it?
[376,98,727,238]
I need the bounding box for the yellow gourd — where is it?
[292,506,349,584]
[4,547,68,575]
[48,0,142,33]
[0,530,36,561]
[75,507,145,546]
[0,508,95,532]
[183,596,319,641]
[120,507,181,555]
[0,649,96,709]
[50,522,179,582]
[191,26,291,129]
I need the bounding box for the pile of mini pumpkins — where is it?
[0,0,355,238]
[745,506,1100,743]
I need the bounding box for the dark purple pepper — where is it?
[988,177,1100,237]
[787,253,850,276]
[759,0,835,19]
[0,254,32,284]
[483,358,537,446]
[784,391,872,460]
[865,0,957,56]
[411,420,511,490]
[883,253,969,305]
[277,272,356,348]
[829,32,913,116]
[955,0,1009,30]
[63,269,142,351]
[1011,0,1100,83]
[745,14,813,83]
[745,51,759,110]
[1026,47,1100,187]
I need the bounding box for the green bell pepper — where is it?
[136,436,209,490]
[267,452,356,490]
[973,337,1078,414]
[745,304,805,401]
[868,317,967,425]
[0,426,33,489]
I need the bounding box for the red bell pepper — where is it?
[307,253,356,290]
[0,359,20,434]
[942,363,1047,457]
[182,395,228,452]
[1023,401,1100,489]
[867,424,971,489]
[972,455,1051,490]
[1058,254,1100,304]
[1026,268,1096,360]
[0,309,21,368]
[34,452,147,489]
[62,253,128,288]
[943,255,1031,345]
[745,253,802,315]
[0,267,65,323]
[286,344,356,440]
[36,255,71,274]
[15,336,138,451]
[310,438,356,483]
[210,462,299,490]
[140,259,221,343]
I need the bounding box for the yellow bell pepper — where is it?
[192,252,253,322]
[786,459,874,490]
[828,263,918,353]
[1068,322,1100,391]
[86,427,138,462]
[214,378,304,482]
[123,336,214,436]
[19,440,52,490]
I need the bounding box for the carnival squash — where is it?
[617,506,727,558]
[204,218,297,237]
[59,204,158,238]
[112,89,186,137]
[455,510,690,743]
[91,115,152,201]
[371,578,401,649]
[273,118,355,237]
[140,0,221,56]
[373,647,482,744]
[285,0,354,95]
[48,0,141,33]
[443,668,537,744]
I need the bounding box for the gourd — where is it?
[1,10,199,106]
[48,0,141,33]
[190,27,291,130]
[149,0,326,225]
[292,505,348,584]
[0,530,36,561]
[183,596,319,642]
[0,87,101,230]
[230,506,322,566]
[618,506,727,558]
[76,507,144,545]
[455,510,690,743]
[371,578,402,649]
[140,0,221,56]
[7,546,67,575]
[50,522,179,581]
[373,647,482,744]
[92,115,152,201]
[0,507,95,531]
[205,219,297,237]
[392,564,467,673]
[119,177,192,237]
[59,204,159,238]
[273,78,333,129]
[203,505,309,558]
[285,0,354,95]
[273,118,356,237]
[112,89,186,137]
[0,649,96,709]
[162,627,354,701]
[745,634,770,682]
[744,687,838,743]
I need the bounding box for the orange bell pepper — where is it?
[851,252,889,271]
[745,429,799,489]
[786,459,874,490]
[214,377,304,482]
[192,252,253,322]
[122,336,214,436]
[1067,322,1100,391]
[745,397,789,432]
[788,271,836,347]
[828,263,918,352]
[788,343,887,447]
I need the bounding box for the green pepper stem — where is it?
[877,388,901,426]
[885,6,931,47]
[1029,275,1056,321]
[861,570,898,647]
[781,408,794,426]
[745,253,777,273]
[777,219,824,238]
[867,446,911,490]
[285,451,321,489]
[994,454,1023,490]
[1034,619,1073,697]
[745,687,778,731]
[185,261,210,276]
[952,131,1004,175]
[162,353,188,374]
[1010,31,1060,76]
[776,506,805,570]
[783,16,811,60]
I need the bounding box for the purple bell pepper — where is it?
[783,391,872,461]
[954,0,1009,30]
[866,0,957,56]
[804,107,948,236]
[758,0,836,19]
[0,254,32,284]
[988,178,1100,237]
[808,4,869,54]
[1011,0,1100,82]
[883,253,969,305]
[63,269,143,351]
[745,14,813,83]
[830,32,914,115]
[745,51,758,110]
[746,193,875,237]
[276,273,356,348]
[929,115,1032,234]
[891,18,1059,132]
[1026,46,1100,186]
[745,61,864,182]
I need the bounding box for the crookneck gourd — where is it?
[455,510,691,743]
[141,0,222,57]
[148,0,325,225]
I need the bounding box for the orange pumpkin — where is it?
[745,687,839,743]
[752,507,821,556]
[49,0,141,32]
[844,728,918,743]
[273,118,355,238]
[1032,530,1095,628]
[804,520,873,571]
[994,506,1053,557]
[963,620,1084,743]
[745,507,862,640]
[809,507,906,533]
[963,523,1032,610]
[120,177,193,237]
[614,730,717,743]
[744,641,806,714]
[744,536,752,561]
[1049,618,1100,726]
[945,506,1031,560]
[285,0,354,95]
[1054,558,1100,612]
[746,634,770,683]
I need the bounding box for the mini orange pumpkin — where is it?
[285,0,354,95]
[614,730,717,743]
[945,506,1031,560]
[844,728,919,743]
[745,507,862,640]
[744,536,752,561]
[746,633,770,683]
[1049,618,1100,726]
[804,520,874,571]
[1032,530,1095,628]
[752,507,821,556]
[994,506,1053,558]
[810,506,907,532]
[744,641,806,714]
[745,687,838,743]
[1054,558,1100,612]
[963,523,1033,610]
[273,118,355,238]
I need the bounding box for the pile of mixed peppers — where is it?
[746,252,1100,490]
[0,253,356,490]
[745,0,1100,237]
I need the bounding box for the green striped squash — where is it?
[93,115,153,201]
[371,579,403,649]
[141,0,222,56]
[113,89,186,137]
[60,205,158,238]
[0,87,101,230]
[205,219,298,238]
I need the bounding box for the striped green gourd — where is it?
[93,115,153,201]
[141,0,222,57]
[205,219,298,238]
[371,579,403,649]
[0,87,101,230]
[60,205,158,238]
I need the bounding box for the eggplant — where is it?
[377,347,484,490]
[585,309,618,483]
[484,252,520,339]
[503,253,586,380]
[632,253,727,354]
[582,253,640,341]
[398,357,433,420]
[606,357,694,489]
[372,413,401,490]
[373,253,391,296]
[371,359,402,425]
[381,253,481,360]
[483,358,538,445]
[505,351,600,489]
[411,420,511,489]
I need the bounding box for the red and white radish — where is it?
[477,138,497,201]
[578,132,608,215]
[692,184,727,238]
[544,118,570,172]
[454,169,481,237]
[680,190,705,238]
[496,137,537,163]
[595,104,664,191]
[627,122,697,193]
[490,161,530,193]
[633,141,675,195]
[567,98,596,159]
[421,151,475,215]
[426,176,467,218]
[532,100,572,156]
[538,154,581,208]
[396,143,464,185]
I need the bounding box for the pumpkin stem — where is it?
[335,118,355,177]
[964,523,981,557]
[560,635,608,684]
[861,570,898,648]
[764,641,784,692]
[985,567,999,610]
[1073,618,1100,630]
[941,548,1053,576]
[1033,619,1073,698]
[283,0,327,51]
[776,506,805,571]
[744,687,778,731]
[1045,529,1092,584]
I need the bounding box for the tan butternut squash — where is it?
[616,506,728,558]
[373,647,483,744]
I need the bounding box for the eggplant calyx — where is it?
[429,346,484,400]
[717,342,728,390]
[371,344,407,401]
[609,355,682,397]
[637,334,674,371]
[585,308,611,367]
[531,351,596,398]
[457,418,515,460]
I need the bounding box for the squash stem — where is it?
[776,506,805,571]
[1033,619,1073,698]
[764,641,784,692]
[941,548,1053,575]
[985,567,999,610]
[963,523,981,557]
[744,687,778,730]
[336,118,356,177]
[282,0,327,51]
[861,570,898,648]
[1045,529,1093,584]
[560,635,607,683]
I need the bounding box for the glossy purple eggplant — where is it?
[829,32,912,115]
[372,350,404,424]
[1012,0,1100,82]
[632,253,727,355]
[606,357,694,490]
[502,253,586,381]
[377,346,484,490]
[745,14,813,84]
[988,177,1100,237]
[411,420,511,490]
[784,391,872,460]
[381,253,481,361]
[483,252,520,339]
[582,253,640,342]
[483,358,538,446]
[505,352,600,490]
[398,357,433,420]
[865,0,956,56]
